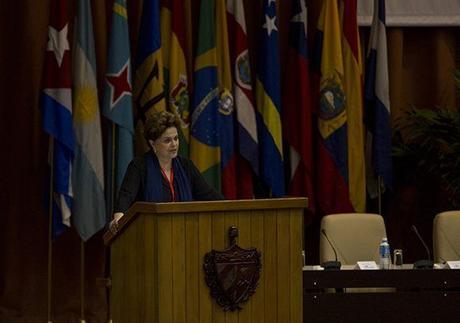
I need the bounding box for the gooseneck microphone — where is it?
[321,229,341,270]
[411,225,434,269]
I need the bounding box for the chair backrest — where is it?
[320,213,387,265]
[433,211,460,262]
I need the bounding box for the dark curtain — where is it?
[1,0,458,321]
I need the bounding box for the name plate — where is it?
[447,261,460,269]
[356,261,379,270]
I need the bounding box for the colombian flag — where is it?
[341,0,366,212]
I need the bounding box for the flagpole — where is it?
[47,137,54,323]
[107,123,116,323]
[80,240,86,323]
[378,175,382,215]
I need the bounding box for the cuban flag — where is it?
[41,0,75,239]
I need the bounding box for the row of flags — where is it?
[40,0,392,240]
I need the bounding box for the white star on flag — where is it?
[291,0,308,37]
[263,14,278,36]
[47,24,70,67]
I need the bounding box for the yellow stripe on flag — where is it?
[255,78,283,156]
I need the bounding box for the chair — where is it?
[320,213,387,265]
[433,211,460,263]
[319,213,389,293]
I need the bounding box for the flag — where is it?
[226,0,258,199]
[41,0,75,239]
[161,0,191,157]
[313,0,354,214]
[365,0,392,196]
[255,0,284,197]
[72,0,106,241]
[216,0,237,198]
[134,0,166,153]
[102,0,134,215]
[190,0,221,190]
[341,0,366,212]
[283,0,314,211]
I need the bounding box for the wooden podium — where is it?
[104,198,307,323]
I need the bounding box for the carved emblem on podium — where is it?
[203,226,261,311]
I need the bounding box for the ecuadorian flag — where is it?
[255,0,284,197]
[314,0,354,213]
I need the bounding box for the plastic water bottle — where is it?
[379,237,391,269]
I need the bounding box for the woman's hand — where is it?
[109,212,124,234]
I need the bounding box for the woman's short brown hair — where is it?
[144,110,180,142]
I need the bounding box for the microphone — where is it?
[411,225,434,269]
[321,229,341,270]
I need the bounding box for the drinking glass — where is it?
[393,249,403,267]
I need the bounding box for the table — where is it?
[303,266,460,323]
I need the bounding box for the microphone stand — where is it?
[411,225,434,269]
[321,229,341,270]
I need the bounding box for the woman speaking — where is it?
[109,110,223,233]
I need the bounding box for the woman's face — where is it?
[150,127,179,161]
